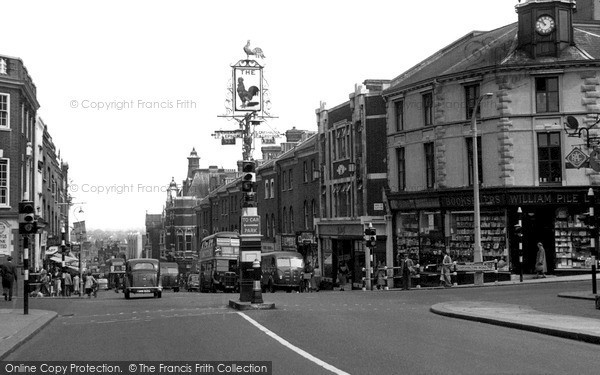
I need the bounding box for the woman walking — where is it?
[535,242,547,278]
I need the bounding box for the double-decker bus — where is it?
[197,232,240,293]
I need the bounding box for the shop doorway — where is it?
[332,239,353,286]
[522,208,555,274]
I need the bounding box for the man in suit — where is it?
[1,256,18,301]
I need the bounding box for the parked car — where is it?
[261,251,304,293]
[187,274,200,292]
[96,278,109,290]
[123,258,162,299]
[160,262,180,292]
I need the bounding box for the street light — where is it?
[472,92,494,286]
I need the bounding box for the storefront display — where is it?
[418,211,445,266]
[449,211,508,264]
[554,208,593,269]
[396,213,419,259]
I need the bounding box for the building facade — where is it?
[384,0,600,276]
[315,81,390,287]
[0,54,40,267]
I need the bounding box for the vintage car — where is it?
[187,273,200,292]
[261,251,304,293]
[160,262,180,292]
[123,258,162,299]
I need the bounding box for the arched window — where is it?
[265,181,270,199]
[270,179,274,199]
[311,199,317,228]
[289,206,294,233]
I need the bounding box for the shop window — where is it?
[537,132,562,183]
[418,211,445,266]
[554,208,594,270]
[396,213,420,262]
[466,137,482,186]
[424,142,435,189]
[448,212,507,263]
[535,77,559,113]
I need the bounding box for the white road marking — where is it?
[237,312,351,375]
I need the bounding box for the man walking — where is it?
[1,256,18,301]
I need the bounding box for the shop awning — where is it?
[49,255,80,266]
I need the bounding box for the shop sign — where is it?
[297,232,316,244]
[565,147,588,169]
[0,221,11,256]
[506,192,591,206]
[441,194,503,208]
[455,262,495,272]
[281,235,296,248]
[332,160,351,179]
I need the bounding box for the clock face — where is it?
[536,15,555,35]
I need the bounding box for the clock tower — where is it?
[516,0,576,58]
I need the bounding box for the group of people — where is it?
[36,268,98,298]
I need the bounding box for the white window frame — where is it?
[270,179,274,198]
[0,158,8,206]
[265,180,270,199]
[0,93,9,129]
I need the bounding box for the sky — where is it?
[2,0,518,231]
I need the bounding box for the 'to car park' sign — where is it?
[241,216,260,235]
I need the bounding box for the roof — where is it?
[383,20,600,97]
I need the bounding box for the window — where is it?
[465,84,481,119]
[185,235,192,251]
[265,181,269,199]
[304,201,309,229]
[303,161,308,183]
[0,58,7,74]
[0,94,9,129]
[424,142,435,188]
[266,215,271,238]
[0,159,8,205]
[289,207,294,232]
[466,137,483,186]
[537,132,562,183]
[311,160,317,181]
[394,100,404,131]
[270,179,274,198]
[288,169,293,190]
[396,148,406,191]
[536,77,559,113]
[271,214,276,238]
[282,208,287,234]
[423,92,433,126]
[282,171,287,190]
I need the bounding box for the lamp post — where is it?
[472,92,494,286]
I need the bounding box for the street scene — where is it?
[2,0,600,374]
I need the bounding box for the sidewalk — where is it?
[0,306,57,359]
[431,300,600,345]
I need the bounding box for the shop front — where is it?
[317,221,387,289]
[387,187,599,280]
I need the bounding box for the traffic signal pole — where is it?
[588,189,597,295]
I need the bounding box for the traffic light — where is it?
[242,192,257,208]
[18,201,37,234]
[514,223,523,239]
[241,161,256,193]
[579,212,595,228]
[364,226,376,248]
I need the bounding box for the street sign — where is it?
[455,262,495,272]
[565,147,588,169]
[241,215,261,235]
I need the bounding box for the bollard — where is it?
[252,258,263,304]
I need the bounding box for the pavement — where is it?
[0,274,598,360]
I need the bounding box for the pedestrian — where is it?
[303,260,314,292]
[535,242,547,279]
[53,271,62,297]
[40,269,51,296]
[1,256,18,301]
[376,261,387,290]
[440,249,453,287]
[400,253,414,290]
[64,272,73,297]
[84,272,97,298]
[338,261,349,291]
[73,274,80,296]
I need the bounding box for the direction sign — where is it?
[241,215,261,235]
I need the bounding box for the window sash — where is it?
[0,159,7,205]
[395,100,404,131]
[397,148,406,191]
[465,84,481,120]
[535,77,559,113]
[467,137,483,186]
[537,132,562,183]
[423,93,433,126]
[424,142,435,188]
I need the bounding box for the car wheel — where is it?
[124,290,130,299]
[158,291,162,298]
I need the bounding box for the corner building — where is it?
[384,0,600,277]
